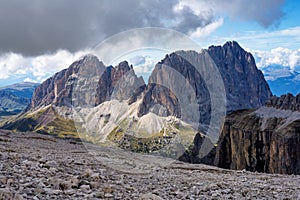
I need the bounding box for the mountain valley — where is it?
[0,82,38,117]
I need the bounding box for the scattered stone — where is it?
[104,193,114,198]
[0,176,7,185]
[69,176,79,189]
[6,178,14,186]
[140,193,164,200]
[79,184,90,190]
[0,130,299,199]
[103,185,113,194]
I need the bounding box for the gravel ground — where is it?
[0,130,299,199]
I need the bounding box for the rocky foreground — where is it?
[0,130,299,199]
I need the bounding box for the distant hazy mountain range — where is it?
[0,82,38,116]
[262,65,300,96]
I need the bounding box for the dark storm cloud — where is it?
[0,0,208,56]
[0,0,286,56]
[174,7,214,34]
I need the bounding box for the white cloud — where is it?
[127,55,158,82]
[174,0,212,16]
[280,26,300,37]
[174,0,223,38]
[0,49,89,82]
[23,77,38,83]
[247,47,300,81]
[133,56,157,75]
[0,53,30,79]
[93,28,201,66]
[251,48,300,71]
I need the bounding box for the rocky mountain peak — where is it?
[115,61,132,74]
[208,41,254,64]
[30,54,106,109]
[95,60,145,104]
[73,54,105,77]
[223,40,241,48]
[139,42,272,124]
[78,54,100,63]
[207,41,272,111]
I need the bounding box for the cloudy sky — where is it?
[0,0,300,86]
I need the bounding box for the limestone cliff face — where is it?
[30,55,106,109]
[138,51,211,128]
[135,42,272,164]
[215,98,300,174]
[96,61,145,105]
[4,55,145,139]
[30,55,145,109]
[207,41,272,112]
[138,41,272,122]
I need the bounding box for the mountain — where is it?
[261,65,300,95]
[267,71,300,96]
[1,55,148,140]
[0,82,38,116]
[138,41,271,133]
[208,41,272,111]
[215,93,300,174]
[1,41,272,161]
